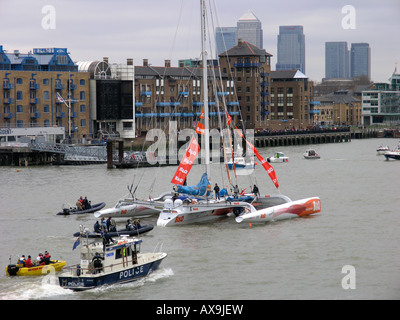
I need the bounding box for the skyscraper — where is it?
[276,26,306,74]
[215,27,237,57]
[325,42,350,79]
[351,43,371,79]
[236,10,263,49]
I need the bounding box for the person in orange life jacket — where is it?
[25,255,34,268]
[43,251,52,265]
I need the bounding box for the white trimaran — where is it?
[95,0,321,226]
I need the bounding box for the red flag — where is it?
[235,127,279,189]
[200,108,205,119]
[171,137,200,185]
[226,111,232,125]
[195,122,205,135]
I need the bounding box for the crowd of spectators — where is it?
[254,126,350,137]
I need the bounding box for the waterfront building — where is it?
[276,26,306,74]
[77,58,136,140]
[134,59,239,135]
[0,45,90,142]
[325,42,350,79]
[216,27,237,57]
[350,43,371,80]
[236,10,263,49]
[219,39,272,130]
[312,90,362,127]
[362,70,400,126]
[270,70,314,130]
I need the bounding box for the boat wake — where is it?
[0,268,174,300]
[0,274,73,300]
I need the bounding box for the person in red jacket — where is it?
[25,255,34,268]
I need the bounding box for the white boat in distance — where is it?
[267,152,289,163]
[303,149,320,159]
[376,145,390,155]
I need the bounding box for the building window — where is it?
[17,91,23,100]
[80,119,86,127]
[43,91,50,101]
[80,104,86,112]
[17,105,23,113]
[80,91,85,100]
[16,78,23,85]
[43,79,49,85]
[44,105,49,113]
[80,79,85,86]
[17,120,23,127]
[44,120,50,127]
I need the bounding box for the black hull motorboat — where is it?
[57,202,106,215]
[73,224,154,238]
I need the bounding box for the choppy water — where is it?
[0,138,399,300]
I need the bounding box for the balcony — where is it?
[156,102,171,107]
[178,91,189,97]
[55,82,65,90]
[30,98,40,104]
[68,83,76,90]
[141,91,152,97]
[70,112,78,118]
[3,97,14,104]
[234,62,262,68]
[4,112,14,119]
[56,112,66,118]
[3,82,13,90]
[30,82,40,90]
[30,112,41,119]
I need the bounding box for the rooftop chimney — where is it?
[143,59,148,67]
[165,60,171,68]
[127,58,133,66]
[238,39,243,47]
[103,57,109,63]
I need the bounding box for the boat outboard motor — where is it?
[7,264,19,276]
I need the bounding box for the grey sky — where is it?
[1,0,399,83]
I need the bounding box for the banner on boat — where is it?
[235,127,279,189]
[171,137,201,185]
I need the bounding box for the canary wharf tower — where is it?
[236,10,263,49]
[276,26,305,74]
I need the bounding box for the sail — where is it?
[175,172,211,196]
[235,127,279,189]
[171,137,200,185]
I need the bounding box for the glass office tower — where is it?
[276,26,305,74]
[216,27,237,57]
[325,42,350,79]
[236,10,263,49]
[351,43,371,79]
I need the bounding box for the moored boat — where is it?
[6,260,66,276]
[58,230,167,291]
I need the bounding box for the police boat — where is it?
[58,227,167,291]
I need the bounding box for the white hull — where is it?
[157,199,252,227]
[236,197,321,224]
[94,201,161,218]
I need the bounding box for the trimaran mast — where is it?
[201,0,210,179]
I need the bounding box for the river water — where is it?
[0,138,399,300]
